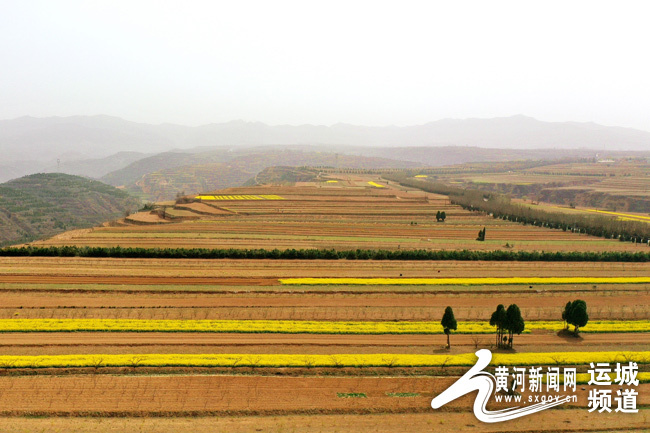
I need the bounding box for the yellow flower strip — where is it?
[280,277,650,285]
[194,195,284,201]
[367,181,386,188]
[0,352,649,369]
[0,319,649,334]
[0,319,493,334]
[584,208,650,221]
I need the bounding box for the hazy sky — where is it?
[2,0,650,130]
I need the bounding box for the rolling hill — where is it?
[0,173,142,247]
[108,149,421,201]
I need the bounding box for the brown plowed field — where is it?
[0,300,647,321]
[0,411,644,433]
[0,275,277,286]
[0,332,648,355]
[0,291,644,308]
[3,257,649,279]
[0,291,646,309]
[0,374,647,415]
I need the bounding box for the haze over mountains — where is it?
[2,114,650,184]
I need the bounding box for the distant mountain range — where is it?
[2,114,649,185]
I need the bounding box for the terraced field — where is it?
[2,175,649,432]
[32,176,647,252]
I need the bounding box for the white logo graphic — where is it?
[431,349,570,423]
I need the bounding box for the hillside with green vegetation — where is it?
[0,173,141,247]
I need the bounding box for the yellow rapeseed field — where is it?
[584,208,650,221]
[195,194,284,200]
[1,319,648,334]
[367,181,386,188]
[0,351,648,368]
[0,319,493,334]
[279,277,650,285]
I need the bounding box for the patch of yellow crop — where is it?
[195,194,284,201]
[526,320,650,333]
[414,175,428,178]
[326,180,338,183]
[0,319,492,334]
[585,209,650,221]
[0,351,648,368]
[367,181,386,188]
[279,277,650,286]
[1,319,648,334]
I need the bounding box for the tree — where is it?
[440,211,446,222]
[489,304,507,348]
[477,227,486,241]
[563,300,588,335]
[436,211,441,222]
[441,306,457,349]
[505,304,525,348]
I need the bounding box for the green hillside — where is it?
[0,173,142,246]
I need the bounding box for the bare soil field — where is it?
[3,257,649,279]
[0,411,644,433]
[0,332,648,355]
[0,292,648,321]
[0,374,647,415]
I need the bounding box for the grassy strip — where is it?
[3,246,650,261]
[0,352,649,368]
[0,319,648,334]
[337,393,367,398]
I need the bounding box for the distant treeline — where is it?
[2,246,650,261]
[384,174,650,243]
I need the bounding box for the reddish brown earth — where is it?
[0,292,647,321]
[0,292,646,309]
[0,332,648,356]
[0,411,643,433]
[0,374,647,415]
[0,275,277,286]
